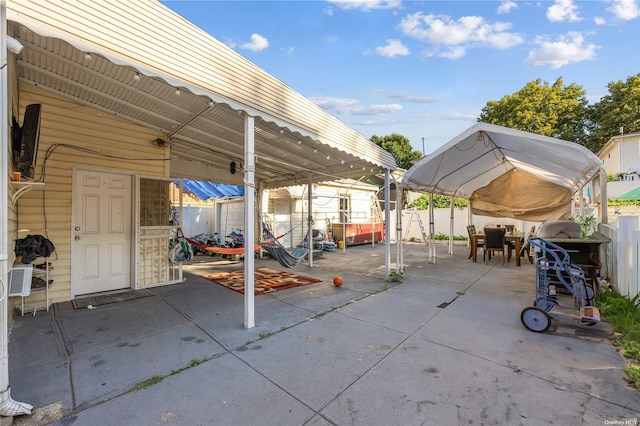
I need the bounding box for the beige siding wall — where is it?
[12,84,168,307]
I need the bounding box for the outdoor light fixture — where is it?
[175,89,181,96]
[84,53,92,61]
[133,72,140,81]
[230,161,237,174]
[152,138,168,147]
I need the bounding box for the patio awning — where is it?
[6,0,396,189]
[401,123,604,221]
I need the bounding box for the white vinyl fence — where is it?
[609,216,640,299]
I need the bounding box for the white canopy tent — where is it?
[399,123,607,264]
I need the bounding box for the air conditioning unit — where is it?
[8,265,32,297]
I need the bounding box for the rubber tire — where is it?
[521,307,551,332]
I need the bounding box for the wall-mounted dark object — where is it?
[230,161,236,174]
[18,104,42,179]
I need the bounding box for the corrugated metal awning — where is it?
[6,0,396,189]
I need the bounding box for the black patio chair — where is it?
[467,225,483,260]
[483,227,507,264]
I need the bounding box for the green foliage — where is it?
[624,365,640,386]
[478,77,589,144]
[573,214,596,238]
[608,198,640,208]
[432,233,467,241]
[586,73,640,153]
[596,286,640,391]
[370,133,422,169]
[389,268,404,282]
[129,376,164,391]
[411,193,468,209]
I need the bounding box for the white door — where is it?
[274,198,292,248]
[72,170,132,296]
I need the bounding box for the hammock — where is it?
[261,222,308,268]
[262,245,308,268]
[186,238,262,255]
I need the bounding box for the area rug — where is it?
[204,267,322,295]
[73,289,153,309]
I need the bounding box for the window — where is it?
[339,195,351,223]
[140,178,171,226]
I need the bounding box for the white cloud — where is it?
[239,34,269,52]
[310,96,402,115]
[547,0,582,23]
[439,46,467,60]
[373,39,410,57]
[370,90,437,104]
[326,0,402,11]
[594,16,607,25]
[281,47,296,57]
[526,32,598,69]
[399,12,523,60]
[608,0,640,20]
[497,1,518,15]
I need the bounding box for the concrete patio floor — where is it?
[6,242,640,425]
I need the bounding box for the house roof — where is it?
[401,123,604,221]
[6,0,396,189]
[617,186,640,200]
[597,131,640,158]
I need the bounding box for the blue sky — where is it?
[161,0,640,155]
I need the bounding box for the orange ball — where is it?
[333,276,343,287]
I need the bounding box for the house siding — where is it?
[12,84,167,308]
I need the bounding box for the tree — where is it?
[370,133,422,169]
[585,73,640,153]
[478,77,589,145]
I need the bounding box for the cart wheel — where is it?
[521,307,551,332]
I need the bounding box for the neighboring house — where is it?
[2,1,396,314]
[263,179,384,248]
[598,131,640,198]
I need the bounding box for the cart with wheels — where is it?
[521,237,600,332]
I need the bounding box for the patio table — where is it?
[472,231,525,266]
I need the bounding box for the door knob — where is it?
[75,236,80,241]
[75,226,81,231]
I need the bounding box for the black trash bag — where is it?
[14,235,55,264]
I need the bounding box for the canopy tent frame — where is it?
[399,123,607,269]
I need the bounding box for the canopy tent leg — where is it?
[449,196,454,255]
[384,169,391,279]
[396,182,403,273]
[429,193,436,263]
[307,173,313,268]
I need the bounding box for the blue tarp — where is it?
[178,179,244,200]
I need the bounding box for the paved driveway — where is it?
[8,243,640,425]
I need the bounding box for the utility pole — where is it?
[422,137,425,156]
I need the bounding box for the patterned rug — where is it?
[204,267,322,295]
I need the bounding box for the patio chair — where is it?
[483,227,507,264]
[467,225,483,260]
